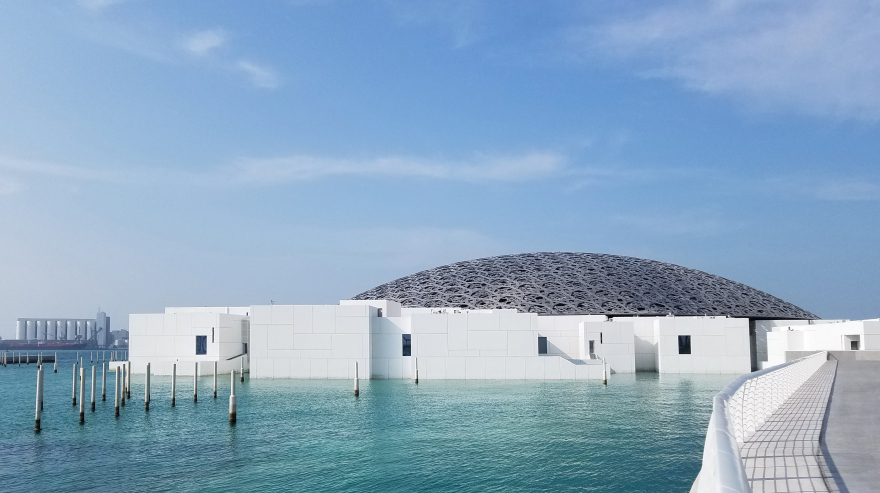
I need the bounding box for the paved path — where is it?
[821,358,880,493]
[740,361,838,493]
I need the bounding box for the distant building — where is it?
[109,329,129,348]
[15,310,111,347]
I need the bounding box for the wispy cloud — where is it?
[0,155,120,182]
[384,0,488,48]
[78,0,132,12]
[581,0,880,120]
[763,176,880,201]
[185,29,227,56]
[226,152,565,183]
[235,60,281,89]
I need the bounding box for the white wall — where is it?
[369,309,627,380]
[766,319,880,365]
[754,319,845,369]
[130,307,249,376]
[655,317,750,374]
[249,304,372,380]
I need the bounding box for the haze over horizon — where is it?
[2,0,880,338]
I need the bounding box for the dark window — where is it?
[402,334,411,356]
[211,327,214,343]
[851,340,859,350]
[600,332,603,344]
[678,335,692,355]
[589,340,595,355]
[378,308,383,317]
[538,336,548,355]
[196,335,207,355]
[243,343,248,354]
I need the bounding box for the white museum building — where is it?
[128,253,875,379]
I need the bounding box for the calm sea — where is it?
[0,351,731,492]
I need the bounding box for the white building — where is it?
[130,300,754,379]
[15,310,111,346]
[765,319,880,366]
[128,253,827,379]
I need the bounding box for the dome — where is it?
[351,252,817,319]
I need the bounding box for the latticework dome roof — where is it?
[351,252,817,319]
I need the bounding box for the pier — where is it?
[820,354,880,492]
[693,351,880,493]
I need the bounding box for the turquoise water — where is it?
[0,352,731,492]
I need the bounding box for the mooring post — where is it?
[35,365,43,432]
[90,352,93,363]
[121,364,126,407]
[354,361,359,397]
[414,357,419,384]
[91,366,96,412]
[26,351,29,365]
[213,361,218,399]
[126,361,131,399]
[229,370,236,425]
[193,362,198,403]
[171,363,176,407]
[114,369,120,417]
[53,352,57,373]
[38,363,43,411]
[72,362,78,406]
[145,363,150,411]
[240,357,244,383]
[102,362,107,401]
[79,368,85,424]
[602,358,607,385]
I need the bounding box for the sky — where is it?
[2,0,880,337]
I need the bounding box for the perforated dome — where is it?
[351,252,816,319]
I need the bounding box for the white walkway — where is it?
[739,361,838,493]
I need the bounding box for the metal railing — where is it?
[690,351,828,493]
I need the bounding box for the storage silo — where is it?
[96,311,109,347]
[26,320,35,340]
[56,320,65,340]
[36,320,46,341]
[67,320,76,340]
[47,320,57,340]
[86,320,94,342]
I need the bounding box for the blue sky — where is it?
[2,0,880,336]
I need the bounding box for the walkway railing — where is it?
[690,351,828,493]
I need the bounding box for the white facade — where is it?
[129,307,250,376]
[753,318,846,369]
[129,300,756,378]
[766,319,880,366]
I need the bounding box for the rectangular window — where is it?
[851,340,859,350]
[538,336,548,355]
[378,308,383,317]
[589,340,595,355]
[600,332,603,344]
[678,335,692,355]
[402,334,411,356]
[196,335,207,355]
